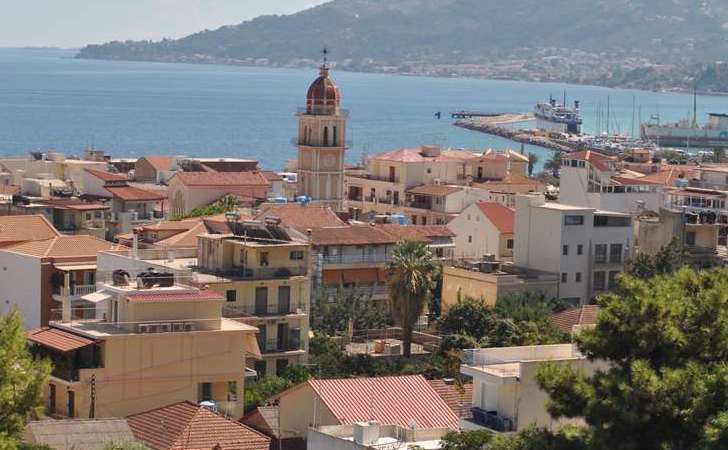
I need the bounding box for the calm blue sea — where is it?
[0,48,725,171]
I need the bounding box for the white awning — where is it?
[81,292,111,304]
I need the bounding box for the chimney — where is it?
[61,271,71,323]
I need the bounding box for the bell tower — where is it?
[296,49,347,210]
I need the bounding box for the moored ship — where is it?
[641,113,728,149]
[533,96,582,134]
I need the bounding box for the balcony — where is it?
[258,337,302,354]
[193,265,308,281]
[223,302,305,318]
[471,407,515,432]
[321,284,389,300]
[52,284,98,301]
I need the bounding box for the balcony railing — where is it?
[223,302,304,318]
[258,338,302,354]
[193,265,308,281]
[53,284,97,298]
[321,284,389,299]
[321,254,389,265]
[471,407,514,432]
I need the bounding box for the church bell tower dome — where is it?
[306,65,340,114]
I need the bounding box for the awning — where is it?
[322,268,384,284]
[243,334,262,360]
[81,291,112,304]
[27,327,96,353]
[54,264,97,271]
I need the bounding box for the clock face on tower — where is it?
[323,155,337,168]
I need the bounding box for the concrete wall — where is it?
[0,251,41,328]
[279,383,339,439]
[448,203,508,259]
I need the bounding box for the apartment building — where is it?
[448,201,515,260]
[514,195,633,304]
[663,186,728,245]
[0,233,120,328]
[0,152,107,186]
[461,344,605,432]
[345,146,529,224]
[3,198,109,239]
[194,219,311,377]
[168,171,270,217]
[560,150,662,213]
[27,276,260,419]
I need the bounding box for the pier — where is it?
[454,116,576,153]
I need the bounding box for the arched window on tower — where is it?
[333,126,338,146]
[308,128,312,144]
[303,126,308,145]
[323,127,329,146]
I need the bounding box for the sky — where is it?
[0,0,328,48]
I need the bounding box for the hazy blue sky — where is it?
[0,0,328,48]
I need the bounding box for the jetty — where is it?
[454,116,575,153]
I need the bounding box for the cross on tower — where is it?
[322,47,328,67]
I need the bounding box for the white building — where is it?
[559,151,662,213]
[514,195,633,304]
[448,201,514,260]
[461,344,605,433]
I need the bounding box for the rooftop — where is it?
[0,214,59,246]
[105,185,167,202]
[25,419,136,450]
[551,305,600,334]
[461,344,583,380]
[475,202,515,233]
[138,156,174,172]
[2,234,121,259]
[173,171,269,187]
[406,184,464,196]
[127,401,270,450]
[84,168,128,182]
[370,146,477,163]
[255,203,346,231]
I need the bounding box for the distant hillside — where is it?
[77,0,728,92]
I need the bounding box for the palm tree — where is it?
[543,152,561,177]
[386,241,438,357]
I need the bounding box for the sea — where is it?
[1,48,726,172]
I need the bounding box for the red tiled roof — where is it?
[155,221,210,248]
[610,175,661,186]
[260,171,282,182]
[639,167,697,186]
[551,305,600,333]
[0,215,60,246]
[480,149,529,162]
[378,224,455,242]
[174,171,269,187]
[27,327,96,353]
[309,225,399,246]
[106,185,167,202]
[128,401,270,450]
[475,202,515,233]
[139,156,174,172]
[126,290,224,303]
[3,235,120,258]
[371,147,477,163]
[84,168,128,182]
[255,204,346,232]
[428,380,473,419]
[406,184,463,196]
[305,375,460,429]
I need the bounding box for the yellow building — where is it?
[441,260,559,311]
[194,219,311,377]
[28,278,260,420]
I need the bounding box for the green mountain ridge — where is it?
[77,0,728,92]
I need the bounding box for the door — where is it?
[389,166,396,182]
[67,390,75,417]
[278,286,291,314]
[277,323,289,351]
[257,326,267,352]
[48,384,56,415]
[255,287,268,315]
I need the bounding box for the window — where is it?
[94,211,102,219]
[468,235,473,243]
[85,213,92,221]
[594,244,607,264]
[67,390,75,418]
[255,287,268,315]
[561,272,568,283]
[593,271,606,290]
[562,245,569,256]
[198,382,212,402]
[594,215,631,227]
[227,381,238,401]
[564,215,584,226]
[254,360,267,378]
[226,290,237,303]
[609,244,623,264]
[685,231,696,247]
[259,252,269,266]
[506,239,514,249]
[427,168,432,174]
[575,272,582,283]
[276,359,289,376]
[608,271,620,289]
[577,244,583,255]
[290,250,304,260]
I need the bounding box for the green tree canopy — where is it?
[0,309,51,449]
[526,268,728,450]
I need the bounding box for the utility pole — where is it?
[89,374,96,419]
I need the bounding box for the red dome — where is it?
[306,66,340,114]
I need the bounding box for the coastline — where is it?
[74,53,728,98]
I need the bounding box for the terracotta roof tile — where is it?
[406,184,463,196]
[639,167,698,186]
[309,225,399,246]
[371,148,477,163]
[378,224,455,242]
[551,305,601,333]
[106,185,167,202]
[128,401,270,450]
[306,375,460,429]
[174,171,269,187]
[84,168,128,182]
[155,221,210,248]
[255,204,346,232]
[565,150,617,172]
[260,171,282,182]
[0,215,60,246]
[126,290,224,303]
[427,380,473,419]
[475,202,515,233]
[27,326,96,353]
[139,156,174,172]
[3,235,120,258]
